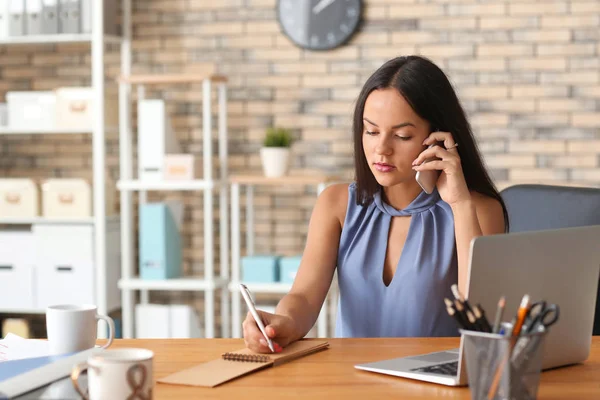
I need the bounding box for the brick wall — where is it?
[1,0,599,335]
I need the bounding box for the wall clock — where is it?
[277,0,362,51]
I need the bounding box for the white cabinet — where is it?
[34,224,94,262]
[0,220,121,313]
[35,261,95,308]
[0,231,36,309]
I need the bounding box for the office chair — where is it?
[500,184,600,336]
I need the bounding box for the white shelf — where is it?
[117,179,219,191]
[0,34,122,45]
[0,308,45,314]
[119,276,228,291]
[0,127,118,135]
[228,281,292,294]
[0,217,94,225]
[0,216,119,225]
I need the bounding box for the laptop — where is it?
[354,225,600,386]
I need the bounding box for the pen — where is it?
[239,283,275,353]
[492,296,506,334]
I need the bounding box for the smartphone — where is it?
[415,144,441,194]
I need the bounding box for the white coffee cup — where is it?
[46,304,115,355]
[71,348,154,400]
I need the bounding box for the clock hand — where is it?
[312,0,336,14]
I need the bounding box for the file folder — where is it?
[0,0,9,39]
[58,0,79,34]
[8,0,24,36]
[41,0,58,34]
[25,0,42,35]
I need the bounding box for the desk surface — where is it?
[108,337,600,399]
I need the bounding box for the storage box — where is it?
[35,260,94,309]
[135,304,171,339]
[170,305,202,338]
[135,304,202,339]
[0,179,39,218]
[139,203,182,280]
[241,255,280,283]
[41,178,91,218]
[6,91,56,130]
[0,231,36,310]
[279,256,302,284]
[41,178,115,218]
[164,154,198,181]
[55,87,118,131]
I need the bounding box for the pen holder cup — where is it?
[460,328,547,400]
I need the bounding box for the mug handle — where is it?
[70,362,89,400]
[96,314,115,349]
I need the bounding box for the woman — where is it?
[243,55,507,353]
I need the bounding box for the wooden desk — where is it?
[107,337,600,399]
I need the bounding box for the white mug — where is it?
[71,348,154,400]
[46,304,115,355]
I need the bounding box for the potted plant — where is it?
[260,127,293,178]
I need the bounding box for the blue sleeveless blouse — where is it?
[335,183,458,337]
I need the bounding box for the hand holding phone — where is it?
[415,144,441,194]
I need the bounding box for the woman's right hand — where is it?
[242,310,298,353]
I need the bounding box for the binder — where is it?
[58,0,79,34]
[80,0,89,33]
[80,0,117,35]
[25,0,42,35]
[8,0,24,36]
[0,0,9,39]
[41,0,58,34]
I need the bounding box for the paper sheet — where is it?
[0,334,51,362]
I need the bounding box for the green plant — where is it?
[263,127,293,148]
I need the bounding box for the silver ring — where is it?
[447,143,458,150]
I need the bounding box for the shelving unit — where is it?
[0,3,121,330]
[0,127,116,135]
[229,174,340,339]
[116,68,230,338]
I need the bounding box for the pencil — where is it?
[454,300,475,330]
[451,284,474,314]
[466,310,480,331]
[446,305,468,330]
[492,296,506,334]
[473,304,492,333]
[511,294,531,336]
[488,295,531,400]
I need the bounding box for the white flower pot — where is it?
[260,147,290,178]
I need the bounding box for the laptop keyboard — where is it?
[410,361,458,376]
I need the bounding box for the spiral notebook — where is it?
[157,340,329,387]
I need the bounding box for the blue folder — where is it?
[0,354,72,383]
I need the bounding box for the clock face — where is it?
[277,0,362,51]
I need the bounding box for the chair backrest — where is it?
[500,184,600,335]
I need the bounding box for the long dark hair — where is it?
[353,55,509,230]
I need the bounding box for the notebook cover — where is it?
[157,340,329,388]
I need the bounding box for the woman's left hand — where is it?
[412,131,471,206]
